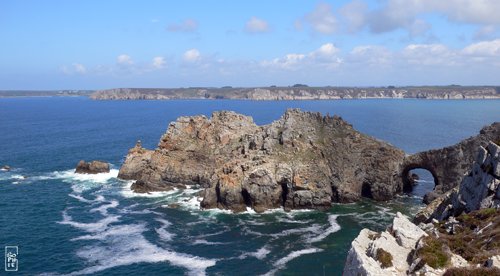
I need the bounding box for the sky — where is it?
[1,0,499,89]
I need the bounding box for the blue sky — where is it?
[1,0,499,89]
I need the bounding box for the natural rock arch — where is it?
[400,122,500,195]
[401,164,439,193]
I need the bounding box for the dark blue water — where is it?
[0,97,498,275]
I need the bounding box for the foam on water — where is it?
[192,239,227,245]
[120,181,180,198]
[69,234,216,276]
[59,210,121,232]
[90,200,119,216]
[155,218,175,242]
[263,248,323,275]
[305,215,340,243]
[239,246,271,260]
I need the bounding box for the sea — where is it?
[0,97,499,275]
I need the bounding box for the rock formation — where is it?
[401,123,500,197]
[345,142,500,275]
[415,141,500,223]
[75,160,110,174]
[1,165,11,171]
[118,109,405,212]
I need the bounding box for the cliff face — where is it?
[118,109,405,212]
[344,142,500,276]
[401,123,500,195]
[90,86,500,100]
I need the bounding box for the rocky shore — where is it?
[344,141,500,275]
[90,86,500,100]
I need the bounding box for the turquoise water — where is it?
[0,97,499,275]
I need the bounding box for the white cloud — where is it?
[348,45,392,66]
[61,63,87,75]
[339,0,367,33]
[152,56,166,69]
[73,63,87,74]
[402,44,456,65]
[358,0,500,36]
[262,43,341,70]
[183,49,201,62]
[117,54,133,65]
[462,39,500,56]
[302,3,338,34]
[167,19,198,32]
[245,17,270,33]
[473,25,497,40]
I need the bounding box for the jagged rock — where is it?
[401,123,500,195]
[391,212,428,248]
[344,212,426,276]
[423,191,440,204]
[485,255,500,268]
[0,165,11,171]
[75,160,110,174]
[453,141,500,213]
[119,109,405,212]
[414,141,500,223]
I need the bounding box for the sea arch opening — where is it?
[402,164,439,198]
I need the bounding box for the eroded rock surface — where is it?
[401,123,500,196]
[118,109,405,212]
[75,160,110,174]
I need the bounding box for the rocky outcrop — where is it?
[415,141,500,223]
[1,165,11,171]
[344,210,500,275]
[346,142,500,275]
[118,109,405,212]
[344,212,431,275]
[401,123,500,196]
[75,160,110,174]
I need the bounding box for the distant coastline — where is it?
[2,86,500,100]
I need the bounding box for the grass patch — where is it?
[416,236,450,269]
[375,248,393,268]
[443,267,500,276]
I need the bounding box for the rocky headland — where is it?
[344,141,500,275]
[91,86,500,101]
[118,109,499,213]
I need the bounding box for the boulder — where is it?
[1,165,11,171]
[75,160,110,174]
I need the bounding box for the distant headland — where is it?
[91,85,500,100]
[2,86,499,100]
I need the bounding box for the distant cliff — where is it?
[90,86,500,100]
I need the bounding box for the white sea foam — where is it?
[239,246,271,260]
[305,215,340,243]
[270,224,322,238]
[120,180,179,198]
[263,248,323,276]
[68,227,216,276]
[71,223,146,241]
[192,239,227,245]
[37,169,119,183]
[58,210,120,232]
[90,200,119,216]
[155,218,175,242]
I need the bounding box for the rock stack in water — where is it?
[118,109,405,212]
[75,160,110,174]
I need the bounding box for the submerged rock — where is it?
[119,109,406,212]
[1,165,11,171]
[75,160,110,174]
